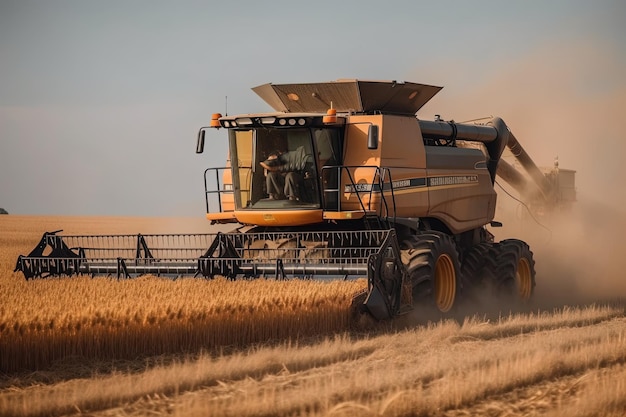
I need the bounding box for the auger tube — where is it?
[419,117,552,199]
[419,117,509,183]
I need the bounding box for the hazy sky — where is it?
[1,0,624,216]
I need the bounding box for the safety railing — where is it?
[321,165,396,223]
[203,167,231,214]
[203,166,252,214]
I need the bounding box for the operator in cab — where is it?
[260,146,312,201]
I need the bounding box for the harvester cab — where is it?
[195,80,440,228]
[16,79,576,322]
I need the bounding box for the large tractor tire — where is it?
[459,242,493,301]
[486,239,536,302]
[401,231,460,313]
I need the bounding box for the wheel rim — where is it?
[434,254,456,312]
[516,258,532,301]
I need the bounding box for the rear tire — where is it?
[459,242,493,303]
[401,231,460,313]
[486,239,536,302]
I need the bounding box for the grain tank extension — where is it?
[15,80,576,320]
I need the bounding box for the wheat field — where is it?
[1,215,626,416]
[0,216,367,373]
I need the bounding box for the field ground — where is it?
[1,215,626,416]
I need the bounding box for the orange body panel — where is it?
[336,114,494,233]
[234,209,324,226]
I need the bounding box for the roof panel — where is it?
[252,80,442,115]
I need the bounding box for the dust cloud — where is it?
[419,40,626,309]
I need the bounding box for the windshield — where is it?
[228,127,342,210]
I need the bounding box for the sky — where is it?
[1,0,625,217]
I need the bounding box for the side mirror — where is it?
[196,129,206,154]
[367,125,379,150]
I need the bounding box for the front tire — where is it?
[401,231,460,313]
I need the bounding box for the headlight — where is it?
[236,118,253,126]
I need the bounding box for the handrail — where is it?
[203,167,230,213]
[320,165,396,222]
[203,166,250,213]
[205,165,396,221]
[375,167,397,225]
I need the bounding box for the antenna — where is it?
[225,96,228,116]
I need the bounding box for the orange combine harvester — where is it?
[16,79,576,320]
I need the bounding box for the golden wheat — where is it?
[2,305,623,417]
[0,216,367,372]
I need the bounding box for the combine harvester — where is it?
[15,80,576,320]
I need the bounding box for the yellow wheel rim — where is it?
[434,254,456,312]
[516,258,532,301]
